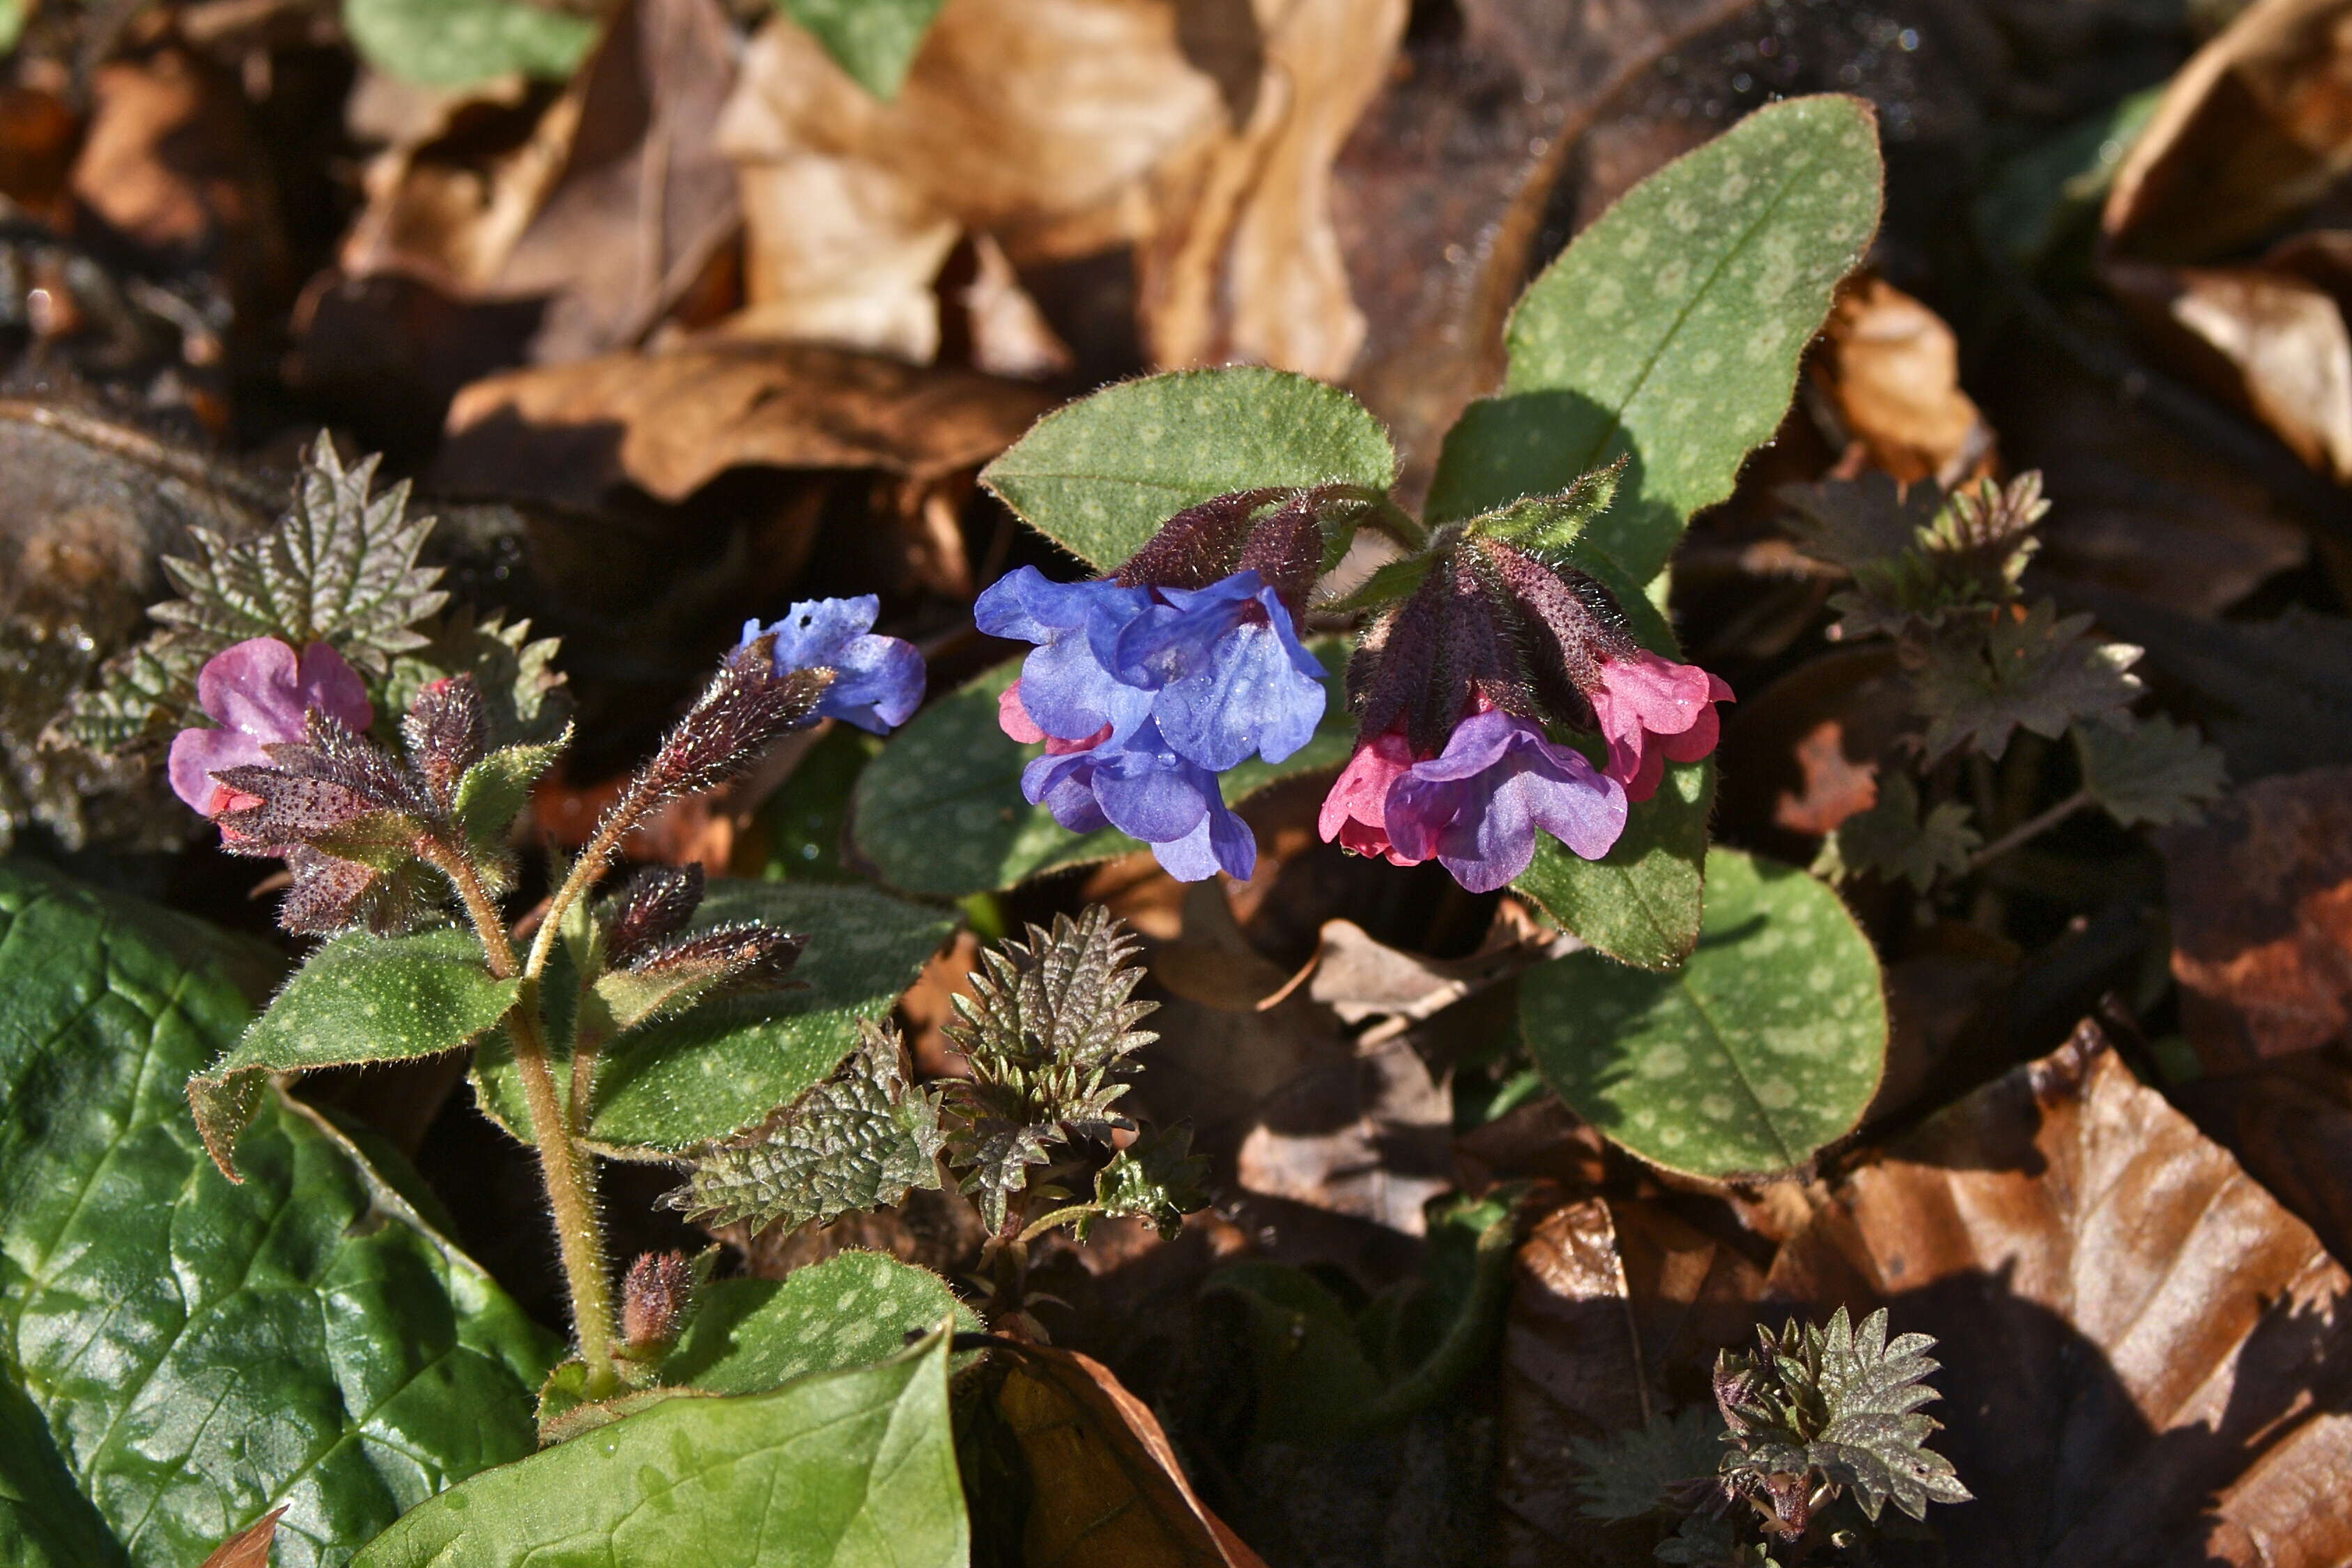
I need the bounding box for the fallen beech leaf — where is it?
[198,1506,288,1568]
[2180,1051,2352,1270]
[1305,915,1571,1029]
[2103,0,2352,262]
[994,1341,1271,1568]
[433,340,1051,509]
[1496,1197,1768,1567]
[2158,765,2352,1068]
[1767,1023,2352,1565]
[1715,643,1914,850]
[1811,275,1995,486]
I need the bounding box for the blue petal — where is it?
[1022,751,1112,832]
[1151,617,1328,771]
[1151,792,1256,882]
[975,568,1148,644]
[816,632,926,733]
[1112,571,1260,690]
[751,596,879,671]
[1019,635,1153,743]
[1089,729,1212,844]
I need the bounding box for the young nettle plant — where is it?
[176,595,931,1399]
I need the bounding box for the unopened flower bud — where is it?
[402,675,488,804]
[621,1250,695,1353]
[603,863,705,969]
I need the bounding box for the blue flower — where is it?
[1021,718,1256,882]
[739,595,924,734]
[973,568,1155,744]
[1114,570,1327,771]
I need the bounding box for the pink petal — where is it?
[1592,650,1716,741]
[197,637,308,743]
[997,680,1047,744]
[168,726,270,817]
[1318,730,1422,865]
[295,642,374,732]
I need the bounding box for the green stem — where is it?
[1967,787,2091,873]
[1338,1206,1519,1435]
[1017,1202,1103,1246]
[507,988,619,1394]
[523,777,656,981]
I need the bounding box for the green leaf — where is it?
[663,1252,978,1395]
[475,881,955,1154]
[0,863,555,1568]
[2075,714,2227,828]
[1426,95,1884,583]
[352,1331,967,1568]
[666,1022,944,1233]
[980,367,1397,571]
[1812,772,1980,893]
[1203,1262,1388,1445]
[187,925,520,1176]
[853,636,1356,896]
[385,610,569,751]
[755,724,882,883]
[0,2,22,53]
[1569,1407,1727,1521]
[1520,847,1885,1178]
[341,0,596,89]
[1086,1122,1208,1240]
[452,732,567,861]
[779,0,947,100]
[1506,543,1711,970]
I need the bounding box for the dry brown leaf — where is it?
[432,339,1050,508]
[1768,1022,2352,1565]
[994,1341,1271,1568]
[1810,276,1996,486]
[2158,765,2352,1068]
[2180,1050,2352,1270]
[1496,1197,1769,1567]
[197,1506,286,1568]
[1714,644,1914,850]
[2103,0,2352,263]
[1306,912,1571,1031]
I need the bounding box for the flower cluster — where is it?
[976,499,1328,882]
[1319,537,1731,891]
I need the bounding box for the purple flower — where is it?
[1020,718,1256,882]
[1114,569,1326,771]
[1383,706,1627,893]
[740,595,924,734]
[169,638,373,819]
[974,567,1155,744]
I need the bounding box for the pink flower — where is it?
[1316,726,1424,866]
[1585,650,1733,803]
[1381,707,1627,893]
[168,638,373,819]
[999,679,1112,755]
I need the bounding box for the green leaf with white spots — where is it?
[353,1332,966,1568]
[473,881,955,1155]
[1520,847,1885,1178]
[980,368,1397,571]
[1426,95,1884,583]
[778,0,948,100]
[1508,543,1711,971]
[0,862,554,1568]
[663,1252,978,1395]
[341,0,595,89]
[853,637,1356,896]
[188,926,518,1177]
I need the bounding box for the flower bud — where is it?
[602,863,705,969]
[622,1249,695,1354]
[402,675,488,805]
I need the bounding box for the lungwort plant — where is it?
[1,92,1980,1566]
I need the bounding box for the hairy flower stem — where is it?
[523,776,659,981]
[426,836,620,1396]
[1016,1203,1103,1245]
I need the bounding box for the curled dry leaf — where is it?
[1768,1022,2352,1565]
[198,1506,288,1568]
[2158,764,2352,1068]
[992,1340,1272,1568]
[1810,275,1996,486]
[1496,1196,1770,1567]
[433,340,1052,509]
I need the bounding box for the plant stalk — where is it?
[507,988,620,1395]
[1968,788,2091,872]
[523,777,657,981]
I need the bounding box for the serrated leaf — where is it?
[47,632,207,756]
[778,0,947,99]
[474,881,955,1154]
[1812,772,1979,893]
[1521,848,1885,1178]
[451,731,568,860]
[667,1022,944,1233]
[663,1252,979,1395]
[0,863,554,1568]
[385,610,568,750]
[1569,1407,1726,1522]
[1427,95,1884,583]
[352,1331,966,1568]
[1088,1122,1209,1240]
[341,0,596,89]
[187,925,519,1176]
[2075,713,2227,828]
[1914,600,2143,761]
[151,435,448,675]
[979,367,1397,571]
[852,636,1355,896]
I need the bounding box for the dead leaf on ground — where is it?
[2103,0,2352,263]
[197,1505,287,1568]
[2179,1050,2352,1269]
[1810,275,1997,486]
[1769,1022,2352,1565]
[1306,908,1572,1034]
[432,339,1051,509]
[993,1339,1273,1568]
[1495,1196,1769,1567]
[1714,643,1915,852]
[2158,765,2352,1068]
